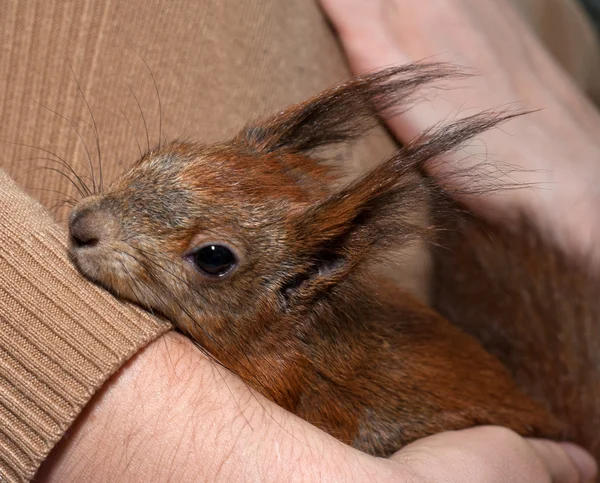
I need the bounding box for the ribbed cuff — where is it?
[0,170,171,482]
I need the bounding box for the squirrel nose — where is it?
[69,208,106,248]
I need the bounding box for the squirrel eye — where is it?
[191,244,237,277]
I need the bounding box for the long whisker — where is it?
[28,187,80,204]
[33,100,97,193]
[131,249,209,302]
[119,250,236,369]
[127,82,150,154]
[47,198,77,214]
[132,48,162,149]
[18,156,96,185]
[118,259,157,318]
[3,140,92,196]
[67,58,104,193]
[116,105,143,158]
[135,265,284,433]
[25,166,88,199]
[124,249,270,385]
[131,248,282,395]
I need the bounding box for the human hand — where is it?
[35,332,596,482]
[321,0,600,260]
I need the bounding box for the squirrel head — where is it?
[68,64,570,453]
[68,63,514,348]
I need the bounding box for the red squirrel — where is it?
[67,63,597,458]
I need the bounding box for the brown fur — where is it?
[434,211,600,457]
[68,63,594,458]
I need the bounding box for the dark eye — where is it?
[191,244,237,277]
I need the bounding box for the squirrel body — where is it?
[68,63,597,458]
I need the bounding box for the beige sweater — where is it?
[0,1,598,481]
[0,170,171,481]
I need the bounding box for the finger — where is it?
[529,439,598,483]
[389,426,597,483]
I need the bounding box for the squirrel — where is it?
[68,62,598,459]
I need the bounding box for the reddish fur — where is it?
[434,212,600,456]
[68,63,595,459]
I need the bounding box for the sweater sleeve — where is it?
[0,170,171,483]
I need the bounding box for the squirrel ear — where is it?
[280,111,520,309]
[237,63,466,155]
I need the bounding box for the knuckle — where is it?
[477,425,525,448]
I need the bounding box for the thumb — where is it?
[388,426,597,483]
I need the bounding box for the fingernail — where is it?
[559,442,597,482]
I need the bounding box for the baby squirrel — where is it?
[68,63,598,458]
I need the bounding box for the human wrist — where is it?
[35,331,383,482]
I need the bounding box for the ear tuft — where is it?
[239,63,469,155]
[279,109,525,308]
